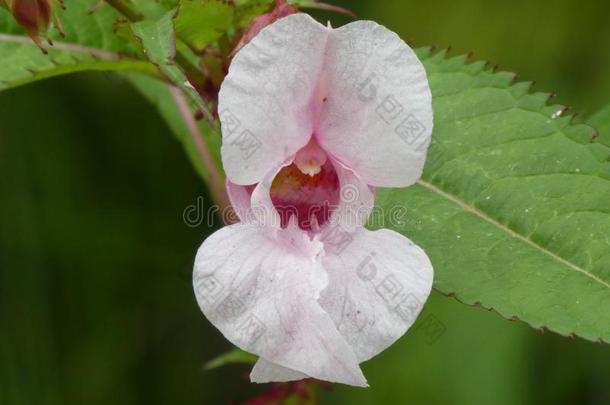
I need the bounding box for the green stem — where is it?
[169,86,229,215]
[217,33,231,68]
[174,43,207,87]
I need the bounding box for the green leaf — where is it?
[130,10,176,61]
[372,48,610,343]
[174,0,233,52]
[130,10,209,115]
[589,105,610,147]
[202,347,257,370]
[0,0,158,90]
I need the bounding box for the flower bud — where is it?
[2,0,62,53]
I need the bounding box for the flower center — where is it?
[270,139,339,230]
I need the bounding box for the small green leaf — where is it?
[130,10,176,62]
[174,0,233,52]
[0,36,158,90]
[202,347,257,370]
[130,9,209,115]
[0,0,157,90]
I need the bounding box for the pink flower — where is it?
[193,13,433,387]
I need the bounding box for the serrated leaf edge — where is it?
[0,32,159,90]
[418,47,610,344]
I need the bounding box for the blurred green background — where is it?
[1,0,609,404]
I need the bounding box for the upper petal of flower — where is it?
[240,226,433,381]
[316,20,433,187]
[220,14,432,187]
[193,223,367,386]
[219,14,328,185]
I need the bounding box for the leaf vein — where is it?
[417,179,610,289]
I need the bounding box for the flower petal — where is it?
[193,223,367,386]
[317,21,433,187]
[250,358,309,383]
[319,228,433,362]
[249,162,288,228]
[221,14,431,187]
[219,13,329,185]
[325,158,375,234]
[227,160,292,227]
[226,179,253,222]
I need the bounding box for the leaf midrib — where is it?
[0,33,121,59]
[0,33,160,88]
[416,178,610,290]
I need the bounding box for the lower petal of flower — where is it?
[250,358,309,383]
[193,223,367,386]
[318,227,434,362]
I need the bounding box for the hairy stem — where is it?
[169,86,230,215]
